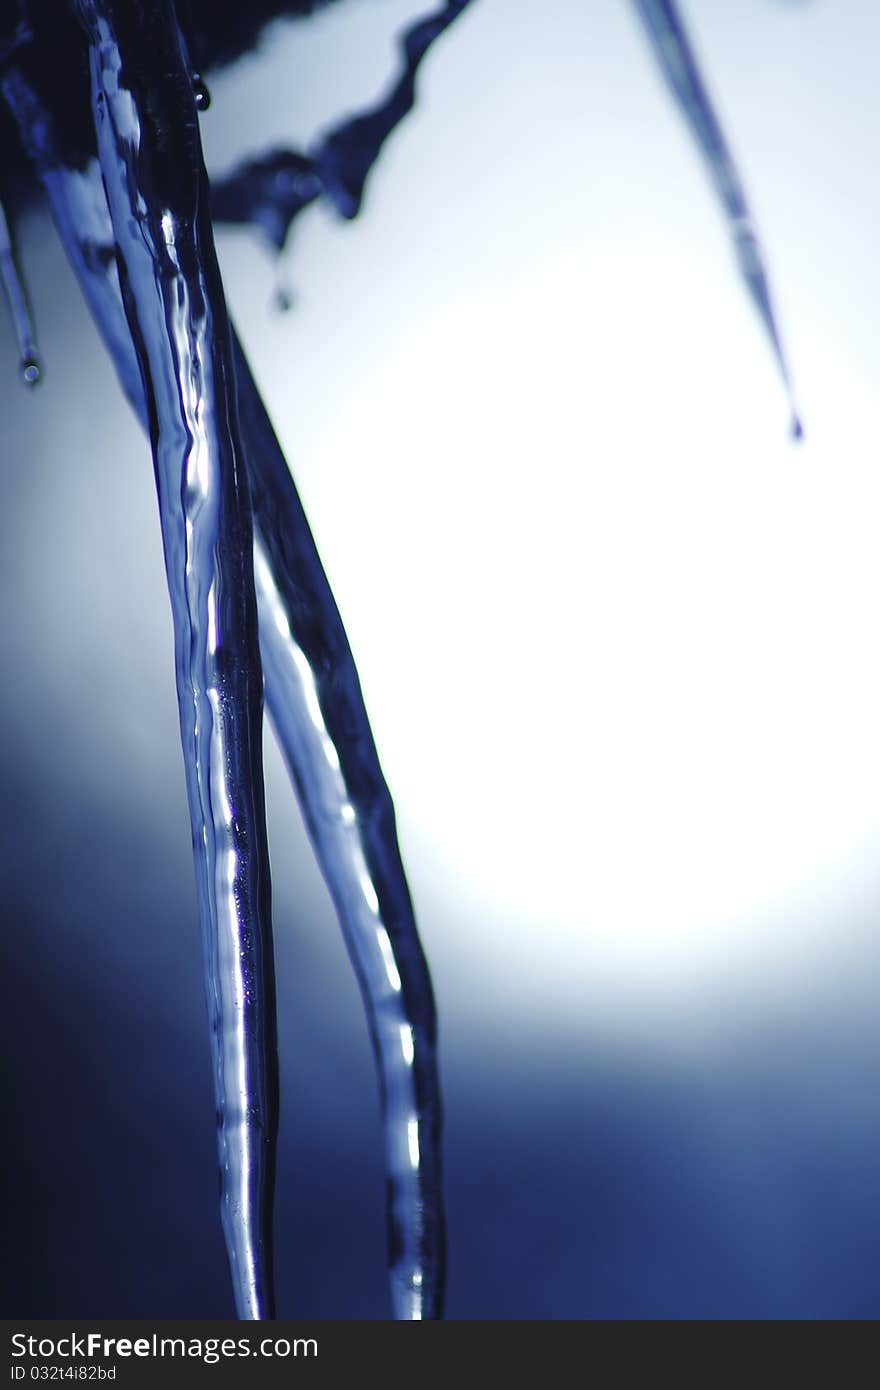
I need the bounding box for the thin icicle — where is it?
[631,0,802,436]
[1,67,157,417]
[0,196,41,385]
[72,0,278,1320]
[4,36,445,1319]
[211,0,474,250]
[174,0,212,109]
[317,0,473,220]
[237,349,445,1319]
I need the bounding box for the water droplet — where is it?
[20,355,41,387]
[790,413,804,443]
[0,198,41,388]
[273,285,293,314]
[192,75,211,111]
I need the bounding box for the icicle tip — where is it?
[20,353,41,387]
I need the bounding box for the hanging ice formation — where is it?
[1,0,802,1321]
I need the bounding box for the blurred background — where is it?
[2,0,880,1318]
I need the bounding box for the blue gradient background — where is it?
[2,0,880,1318]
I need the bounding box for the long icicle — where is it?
[236,347,444,1320]
[631,0,802,436]
[0,195,41,385]
[70,0,278,1319]
[5,35,444,1319]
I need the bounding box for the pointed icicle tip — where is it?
[633,1,803,445]
[192,75,211,112]
[20,354,41,387]
[1,199,42,390]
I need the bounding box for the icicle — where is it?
[173,0,211,109]
[0,66,154,411]
[632,0,802,437]
[210,150,321,252]
[211,0,474,251]
[236,342,446,1319]
[4,37,445,1319]
[191,75,211,111]
[317,0,473,221]
[0,196,41,385]
[71,0,278,1320]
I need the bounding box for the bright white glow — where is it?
[253,543,274,601]
[222,846,236,893]
[377,927,402,992]
[407,1117,420,1170]
[207,687,235,827]
[272,604,291,642]
[206,582,219,655]
[255,544,345,777]
[399,1024,414,1067]
[340,801,356,826]
[290,643,327,734]
[237,69,880,1018]
[359,869,380,917]
[351,842,379,914]
[255,544,292,642]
